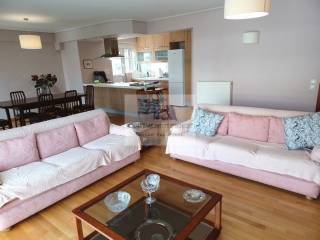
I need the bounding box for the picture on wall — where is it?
[83,59,93,69]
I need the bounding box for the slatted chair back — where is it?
[10,91,29,117]
[38,93,54,113]
[64,90,79,111]
[36,87,51,97]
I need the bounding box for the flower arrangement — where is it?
[31,74,57,91]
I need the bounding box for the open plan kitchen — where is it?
[78,30,192,119]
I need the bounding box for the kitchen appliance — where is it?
[100,38,124,58]
[168,49,185,106]
[93,71,108,83]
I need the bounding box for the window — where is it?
[111,48,137,76]
[123,48,136,73]
[111,57,125,76]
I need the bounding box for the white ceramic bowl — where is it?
[104,191,131,213]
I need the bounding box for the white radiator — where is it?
[197,81,232,105]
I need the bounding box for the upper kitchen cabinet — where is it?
[153,33,170,50]
[136,35,154,51]
[169,30,186,42]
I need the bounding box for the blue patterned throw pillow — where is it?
[189,108,224,136]
[283,112,320,150]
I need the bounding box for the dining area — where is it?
[0,85,95,129]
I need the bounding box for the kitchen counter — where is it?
[83,81,159,90]
[133,77,169,81]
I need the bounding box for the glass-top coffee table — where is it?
[73,169,222,240]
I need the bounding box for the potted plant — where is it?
[32,74,57,95]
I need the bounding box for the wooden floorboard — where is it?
[0,146,319,240]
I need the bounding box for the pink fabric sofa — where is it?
[0,109,141,231]
[166,105,320,199]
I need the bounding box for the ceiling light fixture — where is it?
[224,0,271,20]
[19,18,42,49]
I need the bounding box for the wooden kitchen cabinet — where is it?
[136,37,145,51]
[153,33,170,50]
[136,35,153,51]
[170,30,186,42]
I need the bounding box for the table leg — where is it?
[4,108,12,128]
[76,218,84,240]
[204,200,222,239]
[214,200,222,230]
[19,108,26,126]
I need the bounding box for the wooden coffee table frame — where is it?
[73,169,222,240]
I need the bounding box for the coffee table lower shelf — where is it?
[84,221,220,240]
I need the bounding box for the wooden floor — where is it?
[0,146,319,240]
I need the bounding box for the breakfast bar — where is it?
[84,82,166,115]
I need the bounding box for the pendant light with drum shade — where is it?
[19,18,42,49]
[224,0,271,20]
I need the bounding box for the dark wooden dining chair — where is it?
[74,86,95,113]
[38,93,63,121]
[63,90,80,115]
[36,87,51,97]
[0,119,9,130]
[10,91,40,126]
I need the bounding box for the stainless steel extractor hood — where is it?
[100,37,124,58]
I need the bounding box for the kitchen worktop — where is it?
[133,77,169,81]
[83,81,159,90]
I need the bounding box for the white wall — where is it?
[0,29,65,118]
[60,41,84,92]
[78,40,113,83]
[147,0,320,111]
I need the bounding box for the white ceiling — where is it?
[0,0,224,33]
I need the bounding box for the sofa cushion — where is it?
[82,134,140,162]
[0,162,61,207]
[268,117,285,144]
[228,113,270,142]
[36,124,79,159]
[283,113,320,150]
[75,114,109,146]
[42,147,108,179]
[206,136,258,163]
[166,134,220,159]
[0,134,40,171]
[189,108,224,136]
[255,146,320,184]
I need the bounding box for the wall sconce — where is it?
[242,31,260,44]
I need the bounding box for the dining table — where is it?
[0,93,86,128]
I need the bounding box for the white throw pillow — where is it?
[310,146,320,163]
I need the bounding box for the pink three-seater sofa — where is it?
[166,105,320,199]
[0,109,141,231]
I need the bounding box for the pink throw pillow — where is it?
[217,112,229,136]
[36,124,79,159]
[74,114,110,146]
[0,134,40,171]
[268,117,285,144]
[228,113,270,142]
